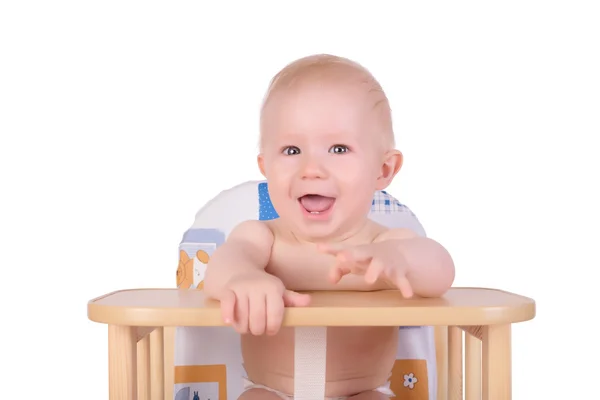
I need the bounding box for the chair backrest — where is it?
[175,180,443,400]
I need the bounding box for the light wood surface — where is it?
[88,287,535,327]
[90,287,534,400]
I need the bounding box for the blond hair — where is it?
[259,54,395,150]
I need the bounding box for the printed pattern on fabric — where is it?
[372,190,415,215]
[259,182,279,220]
[177,249,210,290]
[390,359,429,399]
[178,228,226,290]
[174,364,227,400]
[175,227,233,399]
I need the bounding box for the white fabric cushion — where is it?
[174,180,437,400]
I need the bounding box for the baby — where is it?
[203,54,455,400]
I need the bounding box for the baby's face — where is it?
[258,80,395,242]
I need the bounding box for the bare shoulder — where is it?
[227,219,275,246]
[372,226,419,242]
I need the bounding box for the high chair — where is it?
[87,180,535,400]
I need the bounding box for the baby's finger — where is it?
[248,292,267,335]
[364,258,385,284]
[265,294,285,335]
[282,290,312,307]
[395,275,414,299]
[341,244,374,264]
[219,290,236,325]
[233,293,249,334]
[329,260,351,283]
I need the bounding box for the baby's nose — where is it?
[300,158,327,179]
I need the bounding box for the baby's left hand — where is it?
[317,240,414,298]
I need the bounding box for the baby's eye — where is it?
[329,145,349,154]
[282,146,300,155]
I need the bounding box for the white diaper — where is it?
[241,377,395,399]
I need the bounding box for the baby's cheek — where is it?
[338,163,370,182]
[270,158,298,176]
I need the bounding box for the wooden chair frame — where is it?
[89,287,535,400]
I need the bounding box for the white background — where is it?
[1,1,599,398]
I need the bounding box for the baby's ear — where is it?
[376,149,403,190]
[257,154,266,177]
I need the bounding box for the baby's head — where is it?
[257,54,403,242]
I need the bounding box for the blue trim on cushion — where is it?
[258,182,279,220]
[180,228,226,246]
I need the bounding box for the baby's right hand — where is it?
[217,270,311,335]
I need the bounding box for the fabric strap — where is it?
[294,327,327,399]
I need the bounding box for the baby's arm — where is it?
[203,220,310,335]
[203,220,274,299]
[376,228,455,298]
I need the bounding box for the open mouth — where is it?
[298,194,336,215]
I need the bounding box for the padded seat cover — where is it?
[174,181,437,400]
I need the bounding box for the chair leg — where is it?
[448,326,463,400]
[435,326,449,400]
[109,325,137,400]
[150,328,165,400]
[465,333,481,400]
[163,327,176,400]
[137,334,151,400]
[482,324,511,400]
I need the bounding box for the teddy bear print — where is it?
[176,249,210,289]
